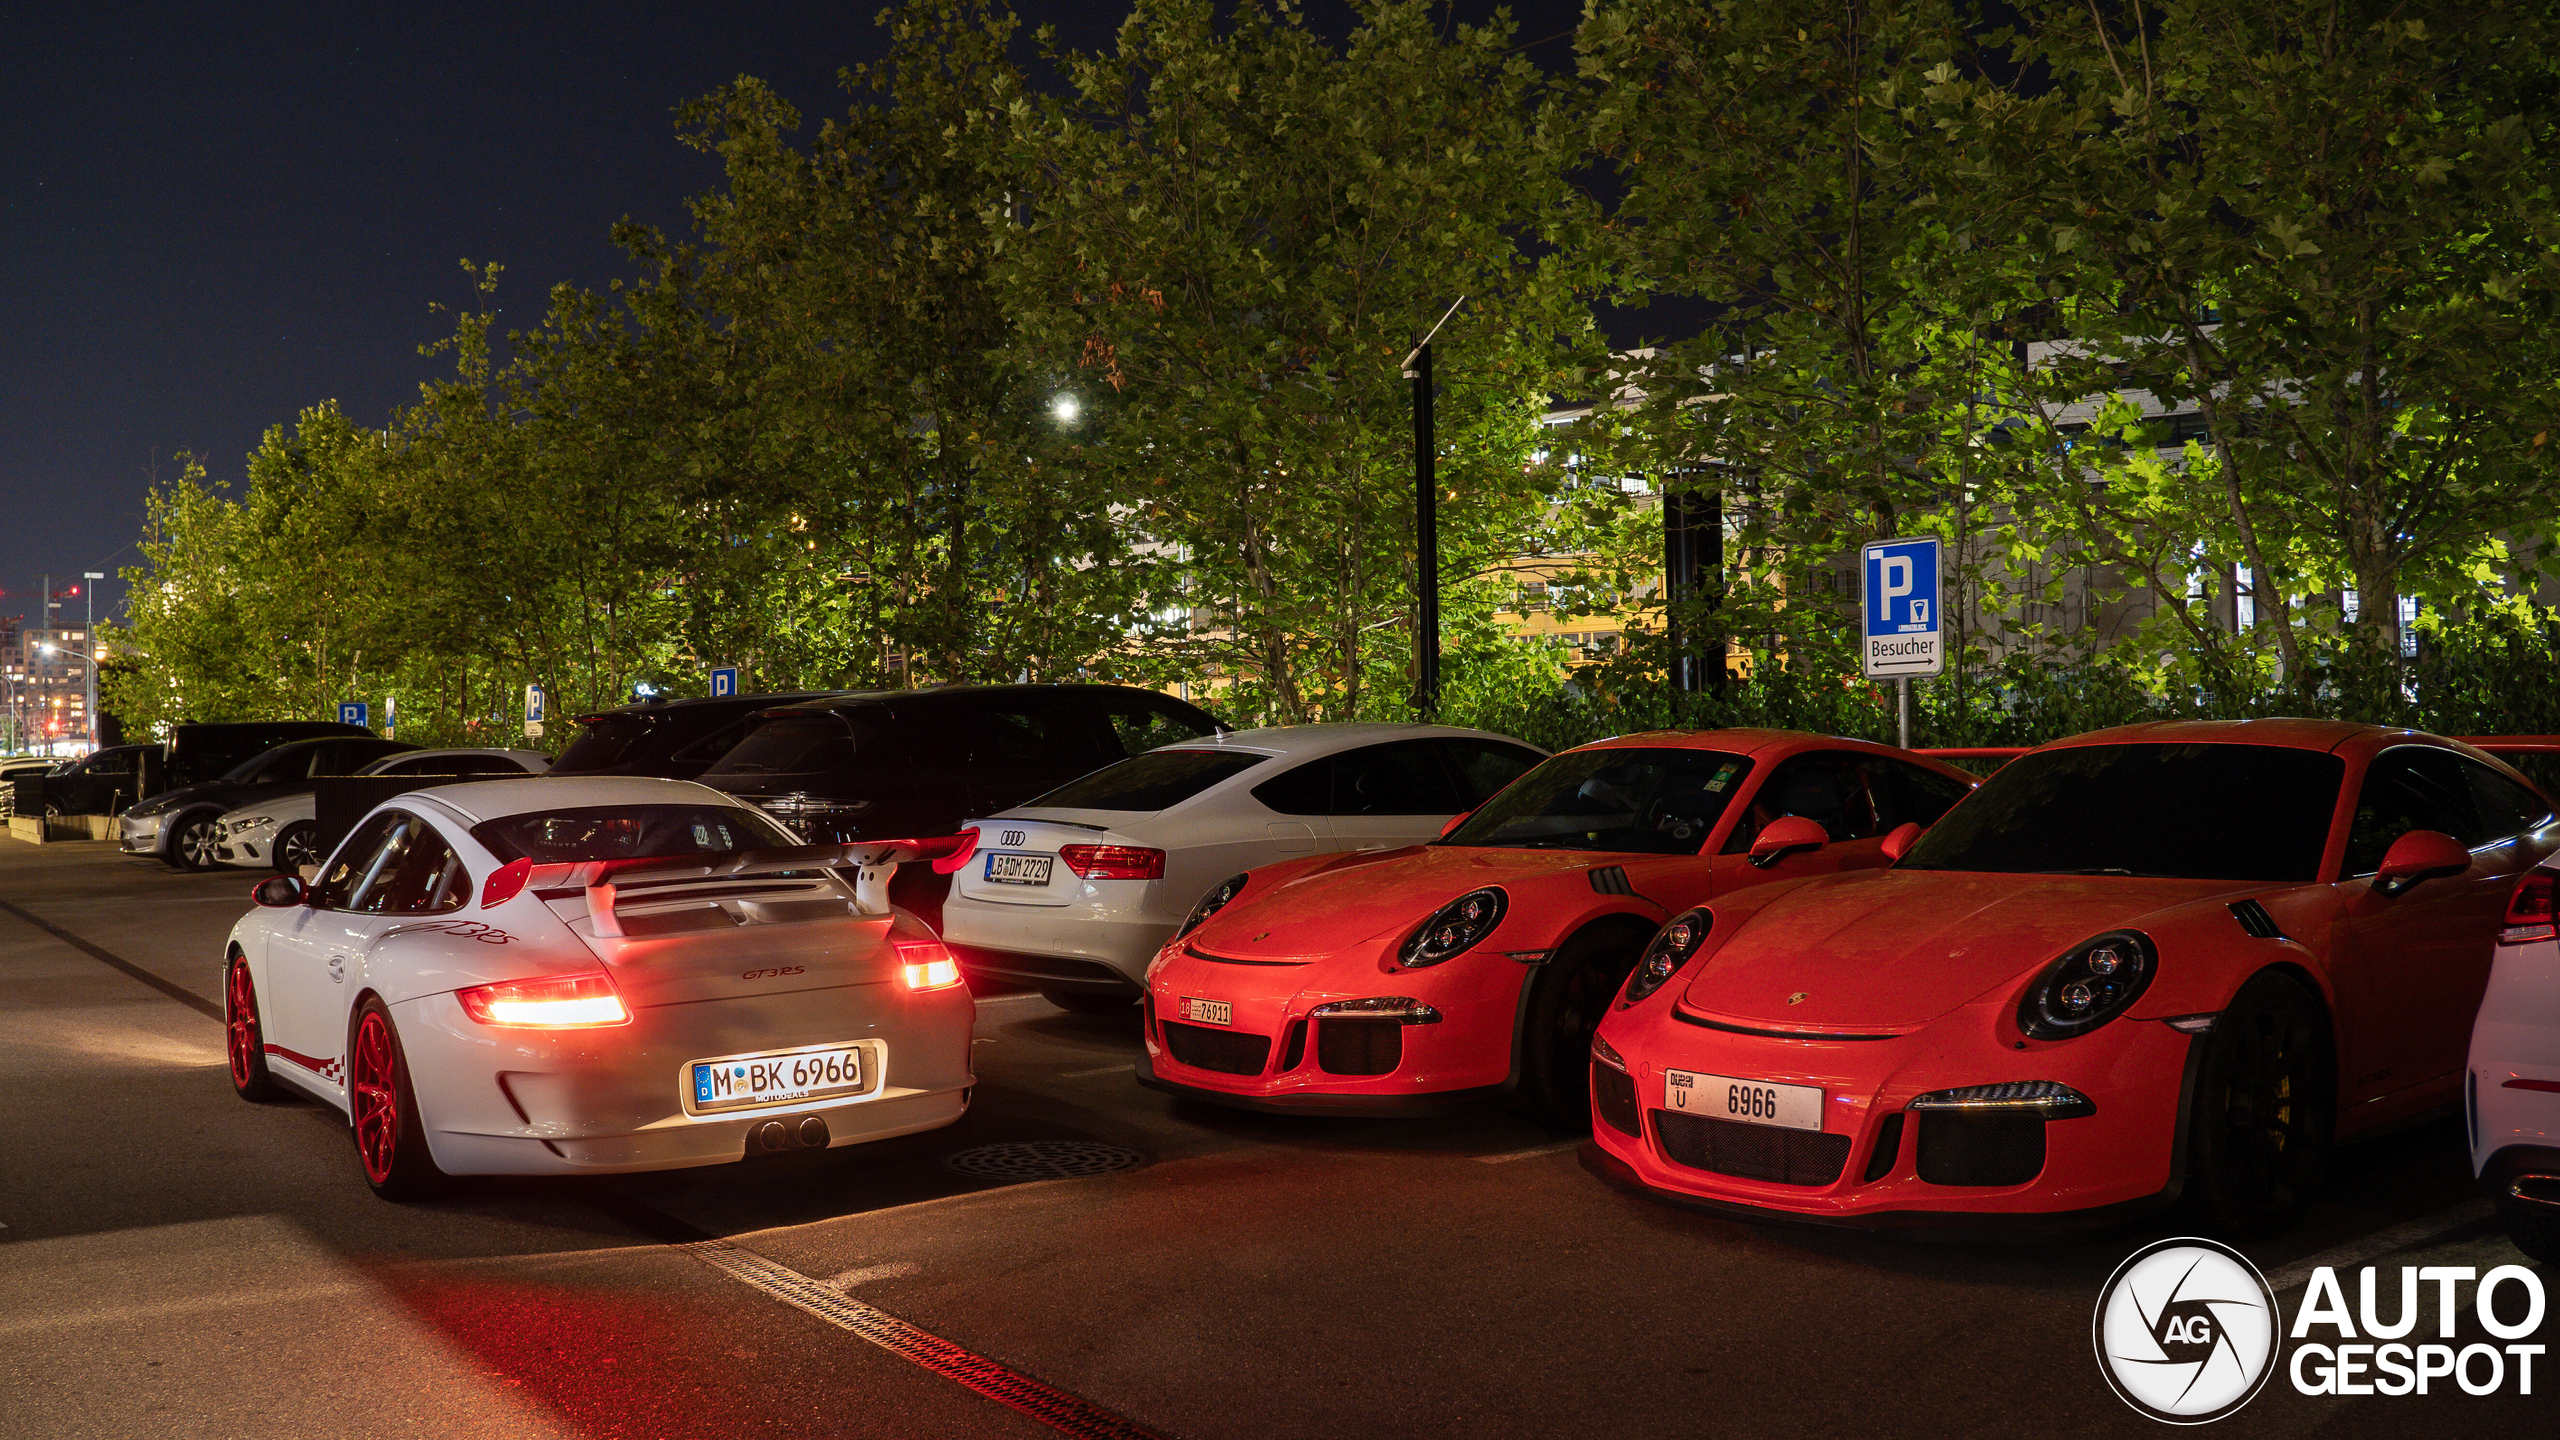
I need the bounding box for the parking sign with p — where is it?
[1861,537,1943,678]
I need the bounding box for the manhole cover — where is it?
[942,1141,1147,1181]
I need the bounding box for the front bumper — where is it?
[1587,995,2199,1226]
[392,982,976,1177]
[1137,941,1530,1111]
[215,819,278,869]
[117,813,166,855]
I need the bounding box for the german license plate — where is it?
[1665,1068,1822,1131]
[688,1043,867,1114]
[1179,996,1232,1026]
[984,852,1053,885]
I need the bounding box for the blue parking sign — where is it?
[709,666,738,699]
[338,701,369,728]
[1861,537,1943,678]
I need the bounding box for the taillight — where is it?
[456,971,629,1028]
[1059,844,1166,880]
[2501,872,2556,946]
[897,939,963,991]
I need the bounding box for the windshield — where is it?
[1441,747,1753,854]
[221,742,309,784]
[1029,748,1267,811]
[1899,742,2344,882]
[554,713,661,772]
[470,804,800,865]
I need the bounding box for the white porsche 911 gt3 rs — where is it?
[221,776,975,1198]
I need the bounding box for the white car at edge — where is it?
[2471,855,2560,1262]
[216,747,553,872]
[939,723,1546,1013]
[222,776,974,1198]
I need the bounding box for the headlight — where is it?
[1397,887,1507,967]
[2017,929,2156,1040]
[1624,907,1712,1005]
[232,815,272,830]
[1176,873,1249,940]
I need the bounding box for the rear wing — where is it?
[481,834,973,925]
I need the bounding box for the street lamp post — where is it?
[1400,297,1465,716]
[82,572,102,753]
[37,641,98,757]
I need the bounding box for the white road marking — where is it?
[2260,1197,2495,1293]
[1061,1063,1136,1078]
[1476,1142,1580,1165]
[822,1261,922,1291]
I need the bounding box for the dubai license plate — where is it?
[1665,1068,1823,1131]
[984,852,1054,886]
[1179,996,1232,1026]
[689,1044,867,1114]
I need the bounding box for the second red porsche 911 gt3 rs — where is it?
[1136,730,1979,1122]
[1585,720,2559,1236]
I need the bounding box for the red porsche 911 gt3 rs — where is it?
[1136,730,1979,1122]
[1585,720,2560,1236]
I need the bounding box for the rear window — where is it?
[470,805,799,864]
[704,713,875,776]
[1442,747,1754,854]
[554,713,662,772]
[1030,749,1267,811]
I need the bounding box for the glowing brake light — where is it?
[1058,844,1166,880]
[896,939,963,992]
[456,971,630,1028]
[2501,871,2556,946]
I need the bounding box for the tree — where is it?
[994,0,1605,721]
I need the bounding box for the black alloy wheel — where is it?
[1515,926,1649,1128]
[169,811,225,871]
[274,821,323,873]
[1042,989,1137,1018]
[2185,972,2334,1239]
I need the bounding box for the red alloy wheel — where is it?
[226,959,260,1089]
[350,1011,401,1186]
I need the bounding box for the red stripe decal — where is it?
[266,1043,343,1079]
[2503,1077,2560,1093]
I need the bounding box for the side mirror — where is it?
[1748,816,1829,870]
[1881,821,1924,863]
[2374,829,2470,896]
[251,875,307,908]
[1439,809,1473,838]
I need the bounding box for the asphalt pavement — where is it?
[0,839,2548,1438]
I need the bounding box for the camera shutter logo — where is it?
[2093,1237,2280,1424]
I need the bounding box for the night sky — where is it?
[1,1,1590,630]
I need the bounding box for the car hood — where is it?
[1676,868,2246,1032]
[1186,844,1650,962]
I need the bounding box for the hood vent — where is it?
[2229,899,2285,939]
[1588,865,1634,896]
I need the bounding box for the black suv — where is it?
[550,693,848,780]
[698,685,1223,916]
[119,736,416,870]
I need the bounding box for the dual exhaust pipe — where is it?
[748,1114,831,1154]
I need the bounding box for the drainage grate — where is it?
[943,1141,1148,1181]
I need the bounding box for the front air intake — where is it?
[1315,1019,1401,1075]
[1652,1111,1851,1186]
[1160,1022,1271,1076]
[1593,1064,1641,1136]
[1915,1111,2047,1186]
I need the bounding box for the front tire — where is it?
[167,810,224,871]
[2185,972,2333,1238]
[225,956,286,1103]
[349,999,449,1201]
[1515,927,1647,1128]
[1042,988,1136,1017]
[273,821,322,873]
